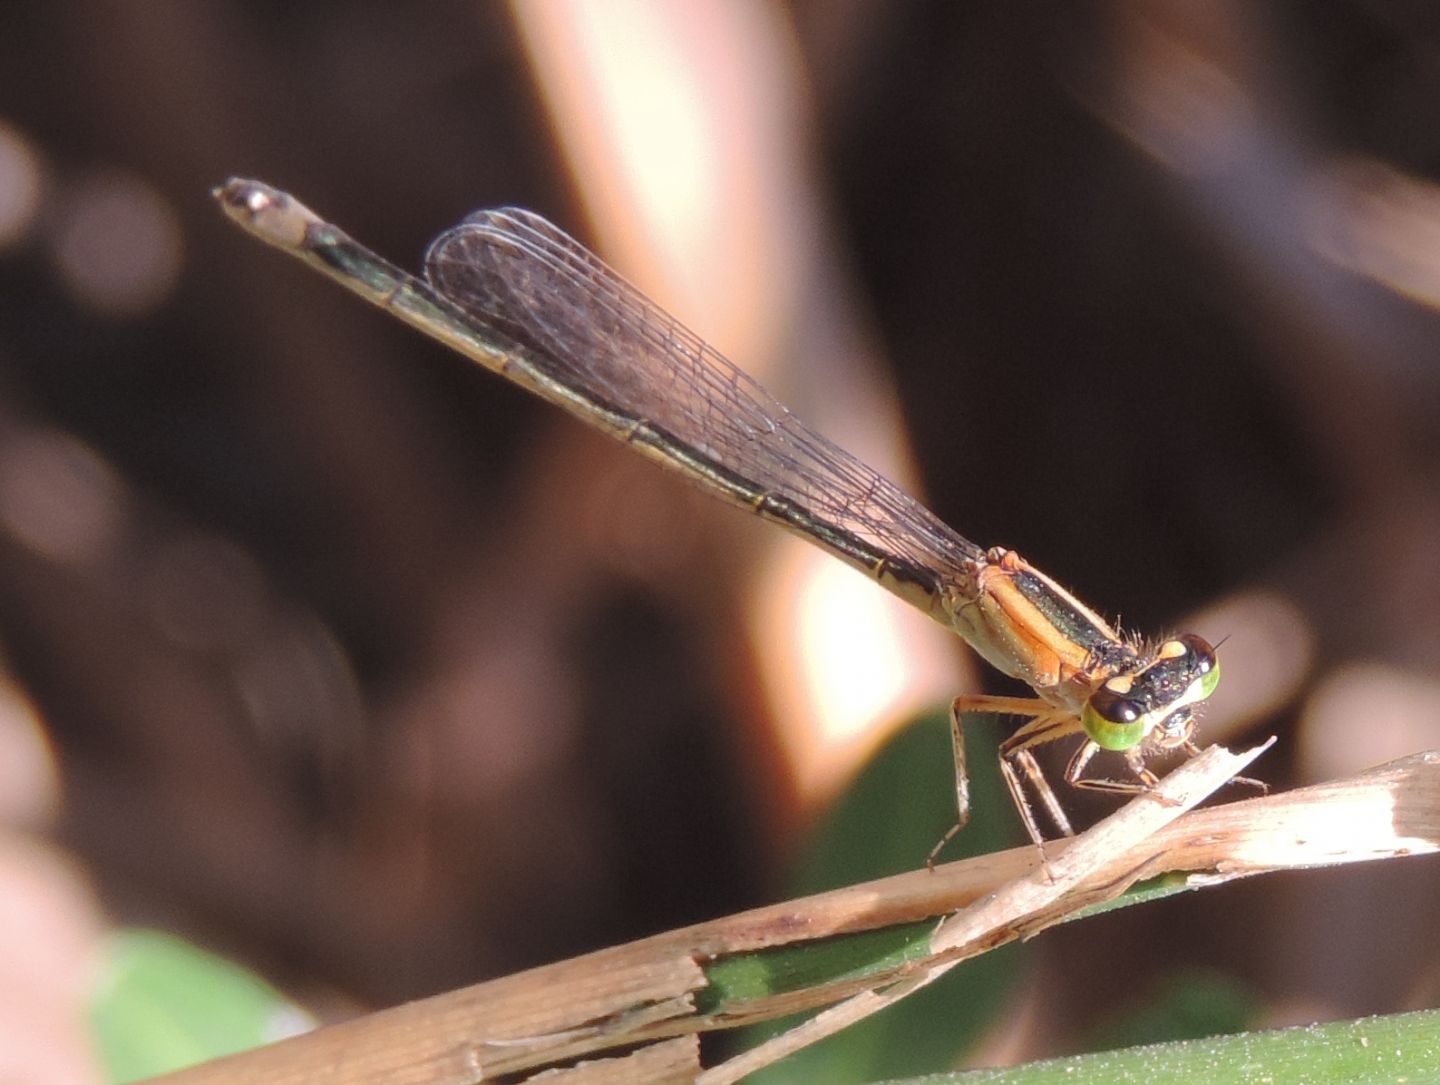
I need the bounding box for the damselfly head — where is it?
[1080,633,1220,752]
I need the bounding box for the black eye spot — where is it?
[1091,686,1144,724]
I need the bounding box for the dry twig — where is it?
[148,747,1440,1084]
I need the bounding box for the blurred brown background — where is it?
[1,1,1439,1080]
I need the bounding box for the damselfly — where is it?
[214,179,1235,858]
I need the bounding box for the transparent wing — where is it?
[424,208,986,602]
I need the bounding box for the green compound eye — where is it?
[1186,635,1221,697]
[1081,685,1148,751]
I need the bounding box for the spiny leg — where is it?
[1065,744,1202,814]
[1001,748,1065,845]
[1068,743,1261,818]
[927,694,1053,868]
[1065,743,1160,796]
[998,712,1087,844]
